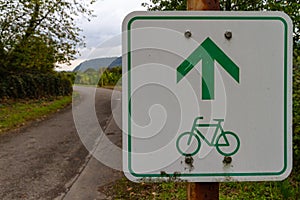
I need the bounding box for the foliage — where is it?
[7,36,56,73]
[75,68,100,86]
[0,72,72,100]
[98,66,122,87]
[0,96,72,133]
[0,0,95,73]
[142,0,300,66]
[60,71,76,84]
[142,0,187,10]
[98,177,186,200]
[220,179,300,199]
[100,176,300,199]
[74,66,122,87]
[264,1,300,67]
[293,67,300,170]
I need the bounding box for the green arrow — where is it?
[177,37,240,100]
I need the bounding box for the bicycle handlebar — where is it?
[193,116,204,123]
[193,117,224,123]
[193,116,204,124]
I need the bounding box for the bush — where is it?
[293,67,300,170]
[74,66,122,87]
[0,72,72,100]
[98,66,122,87]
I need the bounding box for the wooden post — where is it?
[187,0,220,199]
[187,0,220,10]
[187,182,219,200]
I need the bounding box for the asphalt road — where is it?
[0,86,120,200]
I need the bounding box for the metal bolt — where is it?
[184,30,192,38]
[185,156,194,165]
[224,31,232,40]
[223,156,232,164]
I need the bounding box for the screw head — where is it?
[225,31,232,40]
[185,156,194,165]
[223,156,232,164]
[184,30,192,38]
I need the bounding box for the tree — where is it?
[0,0,95,73]
[143,0,300,66]
[8,36,57,73]
[142,0,187,10]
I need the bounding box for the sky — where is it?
[59,0,148,71]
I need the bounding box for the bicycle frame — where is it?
[190,119,224,146]
[178,116,240,157]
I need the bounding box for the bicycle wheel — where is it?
[216,131,240,157]
[176,132,201,156]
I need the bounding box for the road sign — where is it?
[122,11,293,182]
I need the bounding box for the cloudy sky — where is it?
[60,0,148,71]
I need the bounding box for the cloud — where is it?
[80,1,146,56]
[60,0,147,70]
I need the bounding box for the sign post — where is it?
[187,0,220,10]
[187,1,220,199]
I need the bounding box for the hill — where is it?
[73,57,122,72]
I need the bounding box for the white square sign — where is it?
[122,11,293,182]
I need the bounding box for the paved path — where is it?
[0,86,121,200]
[62,86,122,200]
[62,111,122,200]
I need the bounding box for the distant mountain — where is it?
[73,56,122,72]
[108,57,122,68]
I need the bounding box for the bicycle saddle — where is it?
[213,118,224,122]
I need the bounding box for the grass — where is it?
[99,171,300,199]
[220,178,300,200]
[0,95,72,133]
[98,178,187,200]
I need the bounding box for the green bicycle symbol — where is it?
[176,116,240,157]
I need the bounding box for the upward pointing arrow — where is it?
[177,37,240,100]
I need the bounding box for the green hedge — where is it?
[293,67,300,171]
[0,73,72,100]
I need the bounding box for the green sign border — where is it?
[126,15,289,178]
